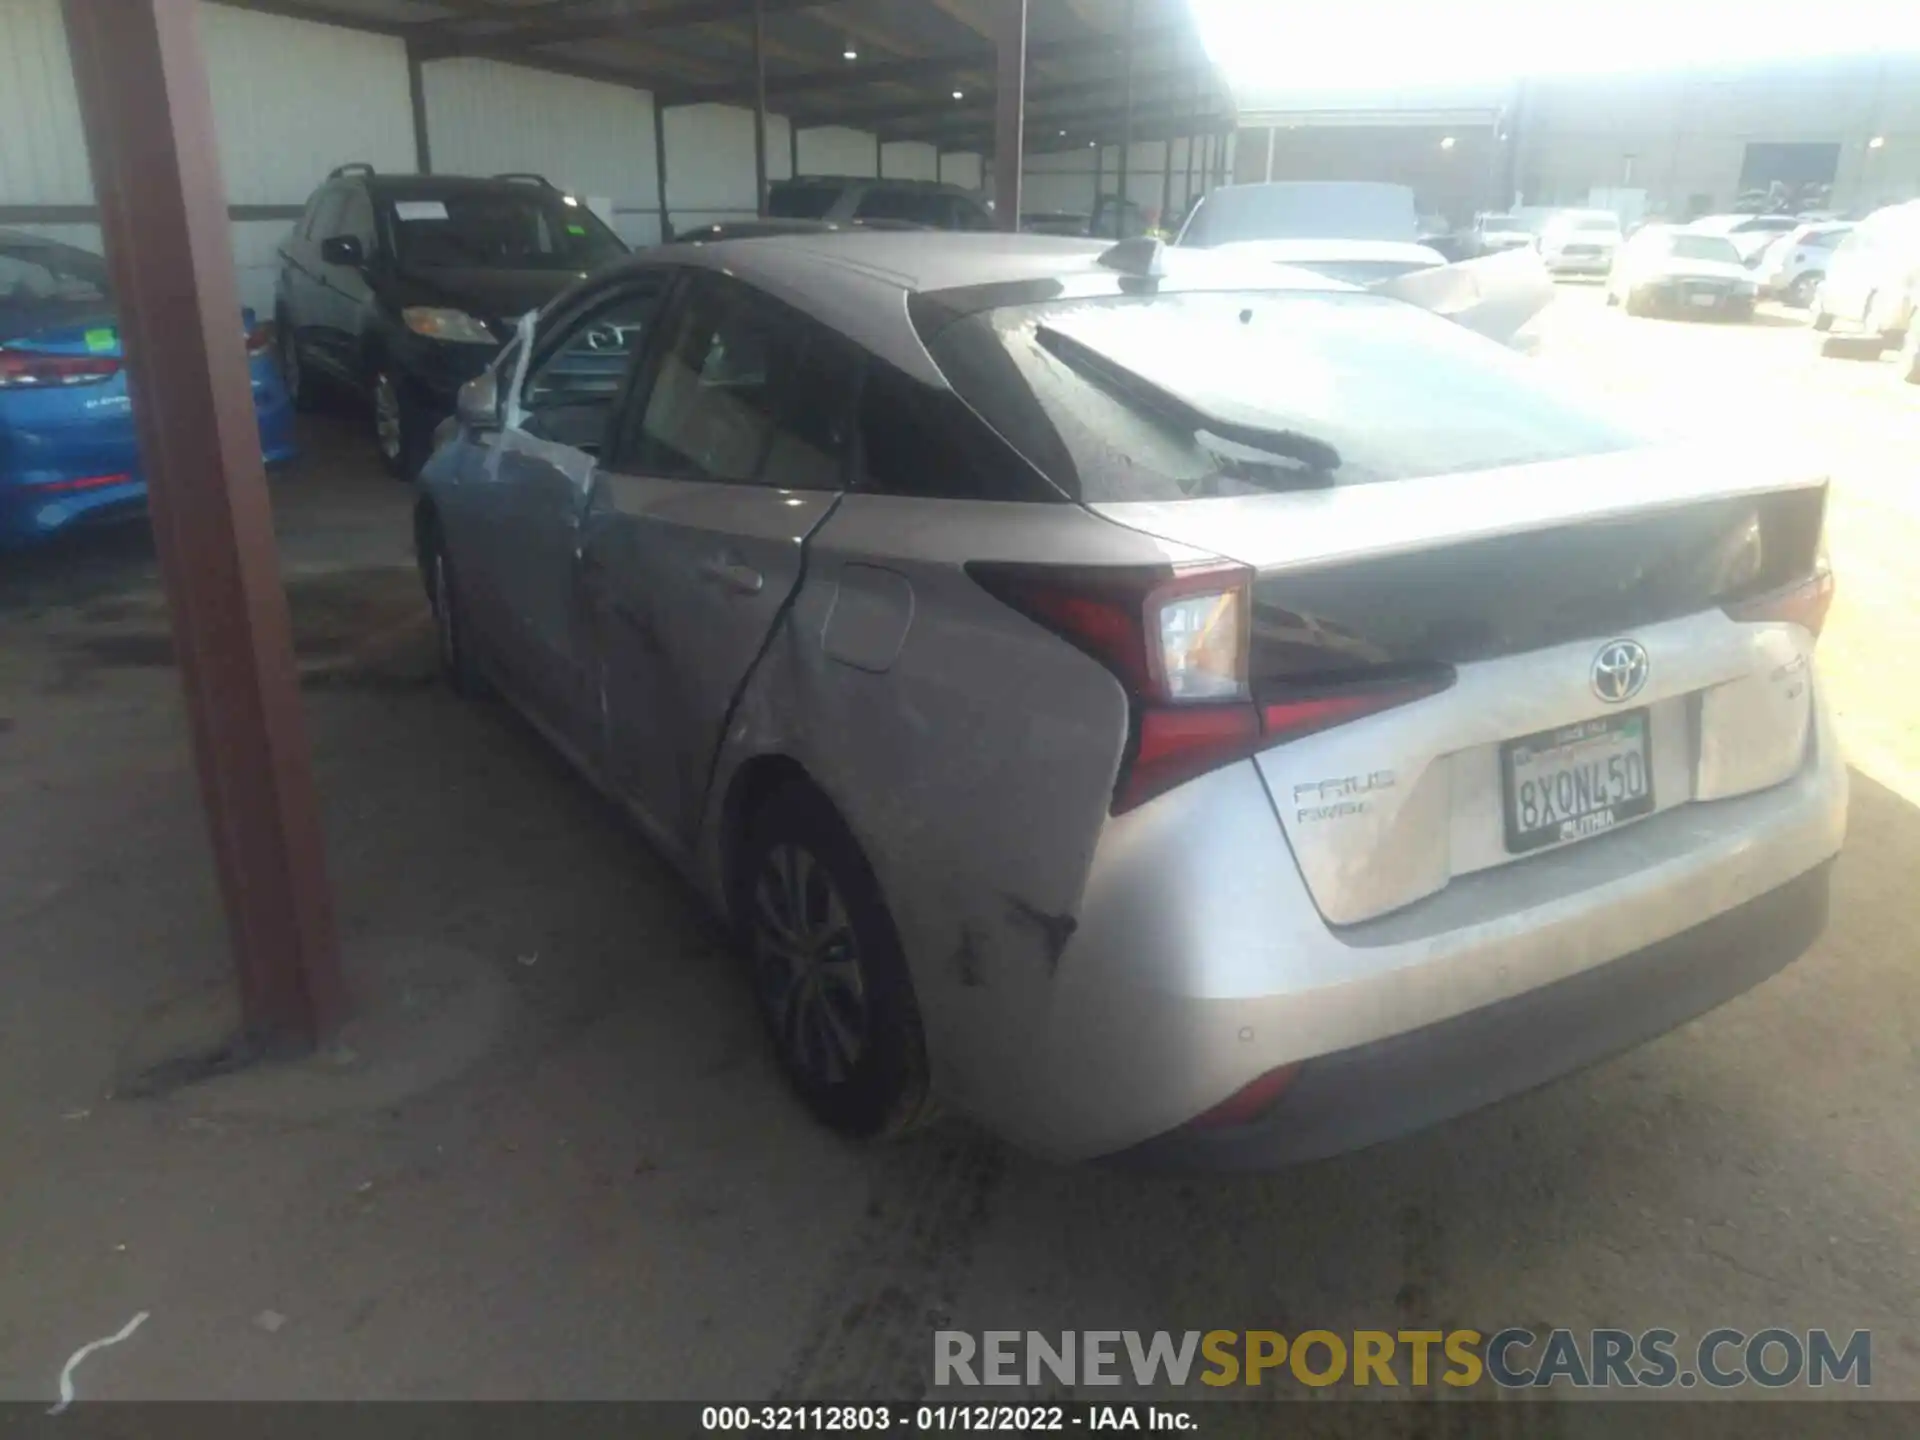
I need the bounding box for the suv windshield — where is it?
[919,290,1638,501]
[768,184,841,220]
[384,188,626,271]
[1181,183,1420,247]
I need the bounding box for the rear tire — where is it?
[278,315,320,413]
[736,782,933,1141]
[428,536,487,698]
[1786,272,1821,309]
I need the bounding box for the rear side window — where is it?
[624,274,856,490]
[768,184,842,219]
[305,186,349,242]
[857,363,1058,502]
[917,290,1641,502]
[854,189,949,227]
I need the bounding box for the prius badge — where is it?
[1591,639,1650,704]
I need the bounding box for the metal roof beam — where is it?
[665,18,1189,105]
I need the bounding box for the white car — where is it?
[1474,212,1536,253]
[1755,223,1852,308]
[1687,212,1801,264]
[1811,199,1920,383]
[1607,227,1758,319]
[1539,210,1622,276]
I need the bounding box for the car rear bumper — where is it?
[1119,860,1830,1168]
[1546,253,1612,274]
[1004,684,1846,1163]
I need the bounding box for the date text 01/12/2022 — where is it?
[699,1404,1194,1432]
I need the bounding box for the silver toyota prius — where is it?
[414,231,1845,1166]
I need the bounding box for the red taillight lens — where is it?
[1122,703,1262,812]
[1189,1064,1302,1130]
[969,561,1453,813]
[1725,563,1834,638]
[0,351,121,389]
[246,320,275,356]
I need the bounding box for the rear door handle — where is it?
[700,557,764,596]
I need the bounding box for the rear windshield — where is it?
[917,289,1640,502]
[383,189,626,271]
[768,184,841,220]
[1669,234,1741,263]
[0,237,112,340]
[1181,184,1419,247]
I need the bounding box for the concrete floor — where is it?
[1,288,1916,1403]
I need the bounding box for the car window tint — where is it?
[0,242,110,308]
[627,276,855,490]
[767,184,841,219]
[920,289,1642,500]
[854,188,945,226]
[857,362,1057,502]
[308,187,349,242]
[339,187,377,251]
[519,283,665,453]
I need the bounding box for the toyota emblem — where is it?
[1591,639,1650,704]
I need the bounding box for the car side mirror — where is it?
[320,234,365,268]
[457,372,500,432]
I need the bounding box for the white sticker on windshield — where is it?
[393,200,449,222]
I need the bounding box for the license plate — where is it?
[1688,292,1719,307]
[1502,711,1654,854]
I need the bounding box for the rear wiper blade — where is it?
[1036,324,1343,476]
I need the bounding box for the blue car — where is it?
[0,228,297,549]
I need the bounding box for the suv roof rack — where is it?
[327,162,376,179]
[492,172,554,187]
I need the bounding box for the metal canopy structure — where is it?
[48,0,1230,1051]
[233,0,1232,158]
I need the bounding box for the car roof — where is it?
[613,231,1349,385]
[356,174,572,199]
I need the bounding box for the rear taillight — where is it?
[0,351,120,389]
[245,320,275,356]
[969,561,1452,813]
[1725,561,1834,638]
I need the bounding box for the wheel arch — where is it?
[717,751,821,924]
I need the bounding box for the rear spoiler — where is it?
[1372,246,1553,348]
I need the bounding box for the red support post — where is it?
[60,0,347,1048]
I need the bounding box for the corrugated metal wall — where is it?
[0,0,91,206]
[202,4,413,201]
[881,141,939,181]
[1020,140,1200,224]
[797,126,879,177]
[422,58,663,245]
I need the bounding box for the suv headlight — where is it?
[403,307,496,344]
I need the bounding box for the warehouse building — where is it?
[1231,55,1920,225]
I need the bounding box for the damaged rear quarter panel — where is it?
[701,493,1192,1126]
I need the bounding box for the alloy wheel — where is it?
[373,372,402,462]
[750,842,868,1087]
